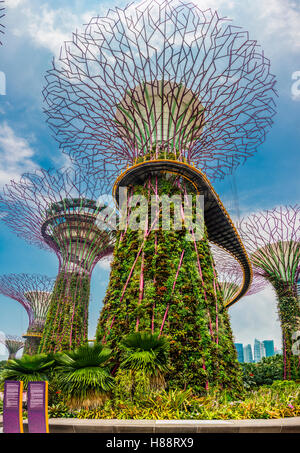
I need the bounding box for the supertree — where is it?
[0,1,4,45]
[0,334,24,360]
[0,274,54,355]
[238,205,300,379]
[0,167,116,353]
[211,245,268,305]
[42,0,277,391]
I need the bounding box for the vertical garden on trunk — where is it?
[39,272,90,353]
[96,175,243,393]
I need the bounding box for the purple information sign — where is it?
[27,381,49,433]
[3,381,24,433]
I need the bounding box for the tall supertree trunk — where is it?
[96,175,243,392]
[272,280,300,380]
[23,320,45,355]
[23,335,41,356]
[38,270,90,353]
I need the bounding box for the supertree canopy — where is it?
[41,0,277,392]
[0,334,24,360]
[44,0,277,182]
[0,274,54,355]
[211,245,268,306]
[238,205,300,379]
[0,167,116,353]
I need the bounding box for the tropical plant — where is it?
[148,388,193,411]
[53,343,115,410]
[48,401,75,418]
[120,332,170,391]
[242,355,284,388]
[0,353,54,389]
[75,383,300,420]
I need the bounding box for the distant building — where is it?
[234,343,244,363]
[243,344,253,363]
[254,339,266,363]
[263,340,275,357]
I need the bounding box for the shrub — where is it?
[242,355,284,388]
[119,332,170,392]
[53,343,115,410]
[0,353,54,389]
[75,384,300,420]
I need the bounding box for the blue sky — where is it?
[0,0,299,358]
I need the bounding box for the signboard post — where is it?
[3,380,24,433]
[27,381,49,433]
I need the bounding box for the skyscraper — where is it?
[244,344,254,363]
[234,343,244,363]
[254,339,266,363]
[263,340,275,358]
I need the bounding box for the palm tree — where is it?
[0,353,54,389]
[53,343,114,409]
[120,332,170,391]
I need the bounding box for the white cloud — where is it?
[10,5,78,55]
[196,0,300,54]
[50,151,74,172]
[5,0,300,67]
[98,255,113,271]
[7,0,105,56]
[0,122,38,186]
[229,285,282,348]
[6,0,26,8]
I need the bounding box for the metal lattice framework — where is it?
[211,244,268,305]
[0,274,54,335]
[0,167,116,274]
[237,206,300,289]
[0,1,4,45]
[237,205,300,379]
[43,0,277,182]
[0,167,117,352]
[0,334,24,359]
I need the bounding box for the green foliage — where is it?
[23,335,41,356]
[271,379,300,390]
[148,388,193,411]
[1,348,298,421]
[0,353,54,389]
[39,272,90,354]
[266,277,300,380]
[0,360,7,369]
[53,343,115,409]
[76,384,300,420]
[96,174,243,393]
[113,369,151,402]
[242,355,284,388]
[120,332,170,390]
[48,401,76,418]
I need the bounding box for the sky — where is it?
[0,0,299,359]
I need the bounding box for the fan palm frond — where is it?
[54,343,114,409]
[0,353,54,388]
[120,332,170,389]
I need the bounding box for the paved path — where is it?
[1,416,300,433]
